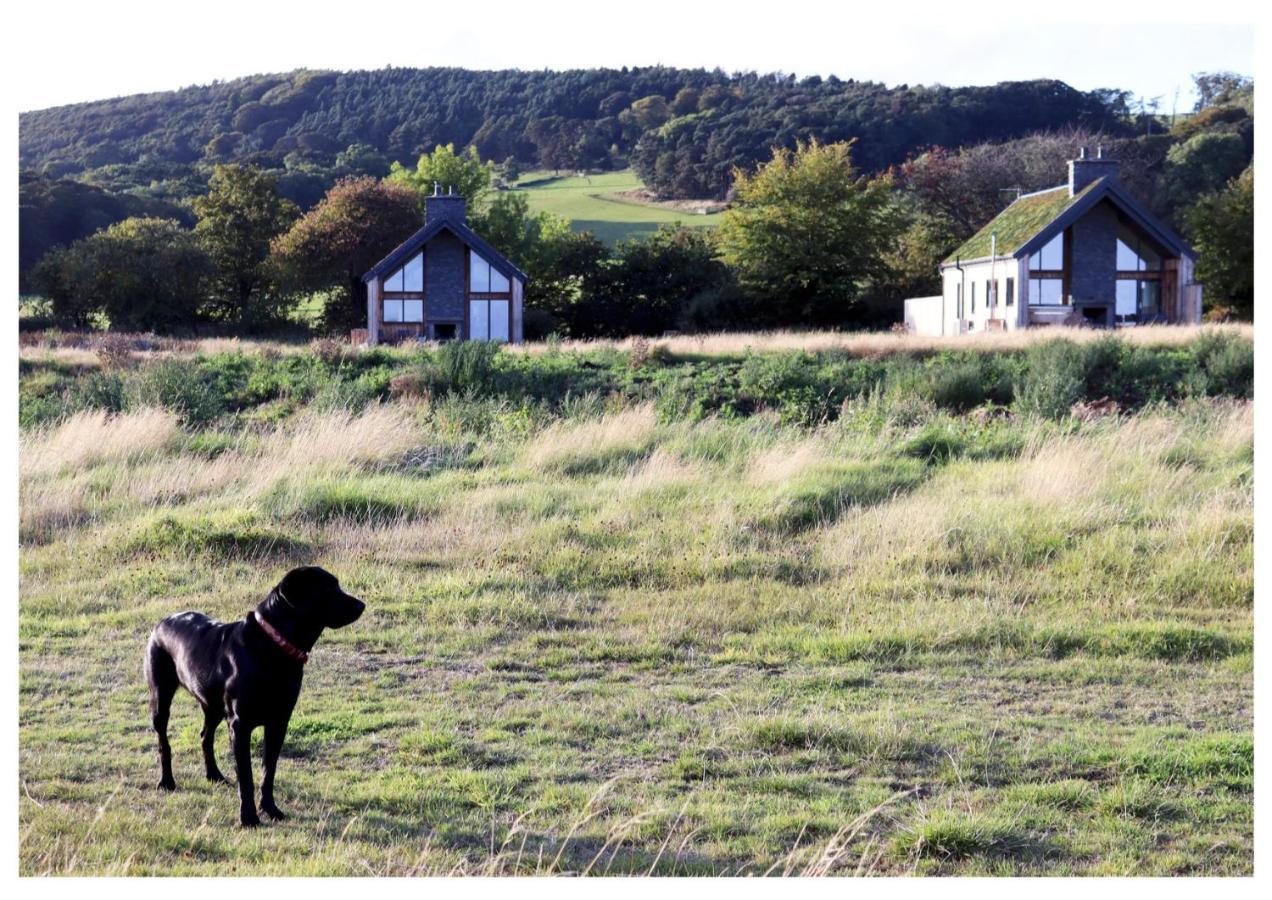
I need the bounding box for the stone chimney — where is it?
[1068,146,1118,196]
[424,183,467,224]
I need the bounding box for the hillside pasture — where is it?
[513,170,725,244]
[17,335,1253,875]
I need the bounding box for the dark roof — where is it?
[941,176,1195,266]
[361,217,528,284]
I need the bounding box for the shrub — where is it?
[125,359,225,426]
[924,360,987,412]
[1014,340,1086,420]
[389,373,430,402]
[436,340,499,393]
[1192,330,1254,399]
[93,333,135,370]
[69,371,126,414]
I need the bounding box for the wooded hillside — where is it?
[20,67,1127,204]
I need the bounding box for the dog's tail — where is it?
[144,629,179,714]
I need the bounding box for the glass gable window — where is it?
[1116,224,1163,273]
[1029,233,1064,271]
[383,252,424,293]
[469,252,511,294]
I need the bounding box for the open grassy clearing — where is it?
[513,170,724,244]
[17,338,1253,874]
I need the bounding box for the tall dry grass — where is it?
[246,404,423,493]
[514,323,1252,358]
[523,405,658,473]
[19,408,181,479]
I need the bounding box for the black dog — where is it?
[144,566,365,826]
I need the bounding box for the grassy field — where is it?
[17,333,1253,875]
[513,170,725,244]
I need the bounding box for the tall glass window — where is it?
[1116,222,1164,321]
[468,300,509,343]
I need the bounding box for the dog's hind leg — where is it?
[200,705,228,783]
[145,639,179,791]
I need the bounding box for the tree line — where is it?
[26,72,1254,333]
[21,66,1131,211]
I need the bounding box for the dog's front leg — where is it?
[259,719,290,821]
[228,716,260,827]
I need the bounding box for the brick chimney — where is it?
[424,183,467,224]
[1068,146,1118,196]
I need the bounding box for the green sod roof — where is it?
[943,180,1100,265]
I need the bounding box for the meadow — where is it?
[513,170,725,244]
[17,328,1253,875]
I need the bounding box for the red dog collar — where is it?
[252,612,309,664]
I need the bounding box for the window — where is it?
[971,282,976,314]
[469,252,511,294]
[469,299,510,342]
[1116,223,1162,273]
[1005,278,1015,307]
[956,283,963,318]
[1029,278,1064,305]
[986,279,994,308]
[383,299,423,323]
[1029,233,1064,271]
[1116,221,1164,321]
[384,252,424,292]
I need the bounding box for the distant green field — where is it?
[513,170,725,244]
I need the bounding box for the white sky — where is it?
[6,2,1256,113]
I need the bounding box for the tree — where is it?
[1192,72,1254,112]
[496,156,522,188]
[193,164,299,325]
[386,143,494,213]
[609,226,732,335]
[629,95,672,131]
[1187,166,1253,320]
[33,218,211,331]
[716,139,899,327]
[268,176,421,333]
[1155,131,1250,221]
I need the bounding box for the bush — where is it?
[924,361,987,412]
[1192,330,1254,399]
[1014,340,1086,419]
[436,340,500,393]
[70,371,126,414]
[125,359,225,426]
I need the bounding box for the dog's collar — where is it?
[251,611,309,664]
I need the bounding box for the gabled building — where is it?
[361,186,527,345]
[905,148,1201,336]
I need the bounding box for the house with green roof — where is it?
[904,148,1201,336]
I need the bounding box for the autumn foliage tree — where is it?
[269,176,421,333]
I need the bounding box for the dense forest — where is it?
[18,68,1254,332]
[20,67,1129,204]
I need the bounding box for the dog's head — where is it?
[273,566,365,629]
